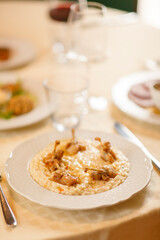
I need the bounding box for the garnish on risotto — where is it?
[29,130,130,195]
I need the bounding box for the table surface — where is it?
[0,1,160,240]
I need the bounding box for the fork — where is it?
[0,173,17,227]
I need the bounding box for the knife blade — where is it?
[114,122,160,172]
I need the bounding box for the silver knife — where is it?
[114,122,160,172]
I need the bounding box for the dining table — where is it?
[0,1,160,240]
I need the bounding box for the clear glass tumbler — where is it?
[43,57,88,131]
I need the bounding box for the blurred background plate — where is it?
[112,71,160,125]
[0,38,36,70]
[0,72,50,130]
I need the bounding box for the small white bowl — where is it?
[151,82,160,110]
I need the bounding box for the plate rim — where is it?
[5,129,153,210]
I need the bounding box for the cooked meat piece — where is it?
[95,138,111,156]
[52,172,78,186]
[65,142,72,149]
[89,166,117,181]
[44,143,64,172]
[46,159,60,171]
[109,149,117,160]
[52,172,62,183]
[99,140,116,163]
[104,166,117,178]
[60,173,78,186]
[44,155,60,171]
[54,150,64,161]
[90,170,110,181]
[98,141,111,153]
[103,142,111,152]
[53,140,60,153]
[64,129,86,155]
[101,173,110,181]
[52,159,60,171]
[79,145,86,151]
[65,141,86,155]
[44,158,54,164]
[66,142,79,155]
[91,171,102,180]
[43,153,53,162]
[101,152,114,163]
[7,95,33,115]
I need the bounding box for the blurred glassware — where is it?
[47,0,75,55]
[47,1,137,59]
[47,1,138,112]
[68,2,108,62]
[43,56,88,131]
[67,2,107,111]
[68,3,138,111]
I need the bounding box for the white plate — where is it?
[5,130,152,210]
[0,72,50,130]
[0,38,35,70]
[112,71,160,125]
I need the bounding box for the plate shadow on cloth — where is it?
[8,183,148,225]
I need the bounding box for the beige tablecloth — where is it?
[0,1,160,240]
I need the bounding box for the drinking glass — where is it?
[47,0,75,55]
[67,2,108,111]
[43,57,88,131]
[68,2,108,62]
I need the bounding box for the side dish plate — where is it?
[0,72,50,130]
[112,71,160,125]
[5,130,152,210]
[0,38,35,70]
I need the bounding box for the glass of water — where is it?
[43,57,88,131]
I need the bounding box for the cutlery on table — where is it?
[114,122,160,172]
[0,173,17,227]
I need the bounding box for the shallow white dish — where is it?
[5,130,152,210]
[0,38,35,70]
[112,71,160,125]
[0,72,50,130]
